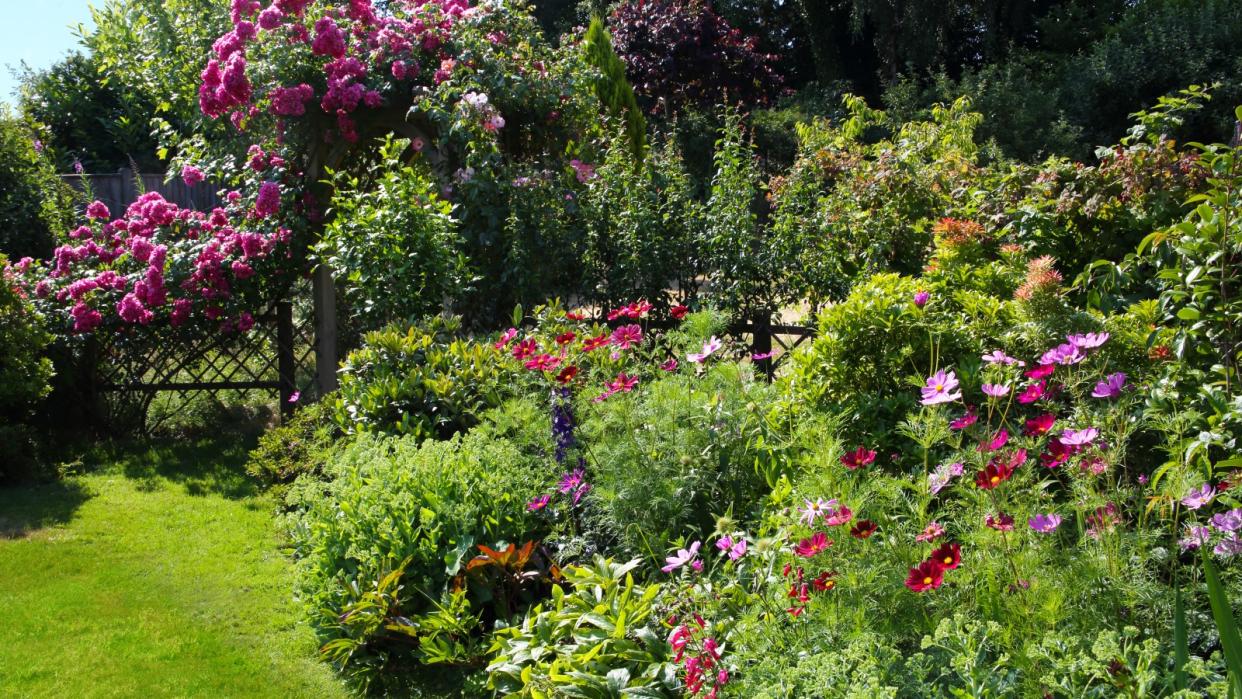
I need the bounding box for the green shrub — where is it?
[319,138,467,333]
[333,316,510,438]
[486,557,678,697]
[0,114,74,260]
[0,256,54,483]
[286,429,554,680]
[245,401,340,491]
[579,359,776,564]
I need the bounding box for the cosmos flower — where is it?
[1214,534,1242,557]
[950,408,978,430]
[688,336,723,363]
[1067,332,1109,349]
[1025,363,1056,380]
[555,365,579,384]
[527,495,551,512]
[1028,513,1063,533]
[904,560,945,592]
[1023,413,1056,436]
[986,513,1015,531]
[1179,525,1211,551]
[659,358,679,372]
[1091,372,1127,399]
[850,520,878,539]
[929,462,965,495]
[582,334,610,352]
[493,327,518,350]
[1016,380,1046,404]
[978,429,1009,452]
[1040,342,1084,366]
[1060,427,1098,447]
[662,541,702,573]
[975,460,1015,490]
[913,290,930,308]
[930,541,961,570]
[670,304,689,320]
[751,351,774,361]
[840,446,877,470]
[798,498,837,525]
[981,383,1010,398]
[715,535,748,561]
[915,522,945,543]
[610,324,643,350]
[794,532,831,557]
[921,370,962,405]
[608,373,639,393]
[823,505,853,527]
[1211,508,1242,533]
[982,350,1023,366]
[1181,484,1215,510]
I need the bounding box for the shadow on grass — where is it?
[0,479,94,539]
[90,436,262,500]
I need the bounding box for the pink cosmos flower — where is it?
[610,324,643,350]
[582,334,609,352]
[915,522,945,543]
[921,369,962,405]
[1179,525,1211,551]
[986,513,1015,531]
[525,353,561,371]
[981,383,1010,398]
[493,327,518,350]
[662,541,701,573]
[982,350,1023,366]
[793,532,831,557]
[527,495,551,512]
[1022,413,1056,436]
[1060,427,1098,447]
[928,462,964,495]
[913,290,930,308]
[659,358,679,372]
[715,535,747,560]
[823,505,853,527]
[1211,508,1242,533]
[751,351,774,361]
[1181,484,1215,510]
[798,497,836,525]
[1091,372,1127,399]
[511,338,537,360]
[1040,342,1085,366]
[608,373,639,392]
[688,336,723,364]
[287,391,301,404]
[1025,363,1056,380]
[1028,513,1063,533]
[558,469,585,494]
[950,408,978,430]
[978,429,1009,452]
[1017,380,1046,404]
[1215,534,1242,557]
[1067,332,1109,350]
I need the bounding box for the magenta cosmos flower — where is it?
[662,541,702,573]
[921,369,962,405]
[982,350,1024,366]
[715,535,748,560]
[610,324,643,350]
[1040,342,1084,366]
[1091,372,1127,399]
[1028,513,1063,533]
[1211,508,1242,533]
[913,290,930,308]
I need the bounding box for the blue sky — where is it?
[1,0,97,106]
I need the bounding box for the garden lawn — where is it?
[0,439,350,699]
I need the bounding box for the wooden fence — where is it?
[60,168,223,215]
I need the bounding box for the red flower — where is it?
[840,446,877,470]
[565,310,587,321]
[905,559,946,592]
[787,582,809,603]
[849,519,878,539]
[930,541,961,570]
[1040,437,1071,468]
[1017,380,1046,404]
[555,331,576,345]
[582,334,609,352]
[525,353,561,371]
[555,365,579,384]
[786,605,805,618]
[793,532,831,557]
[950,407,978,430]
[1023,413,1056,437]
[811,570,836,591]
[986,513,1015,531]
[974,460,1015,490]
[511,338,537,360]
[670,304,689,320]
[608,372,639,392]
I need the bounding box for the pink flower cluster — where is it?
[39,192,290,334]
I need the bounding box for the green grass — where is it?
[0,439,351,698]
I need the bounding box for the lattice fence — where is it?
[89,283,319,433]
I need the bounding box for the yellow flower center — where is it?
[923,576,933,585]
[935,383,944,391]
[944,556,953,565]
[991,475,1001,484]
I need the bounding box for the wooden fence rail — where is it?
[60,168,223,215]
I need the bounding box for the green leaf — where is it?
[1201,547,1242,696]
[1177,307,1201,321]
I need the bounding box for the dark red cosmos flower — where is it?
[811,570,836,591]
[555,365,579,384]
[582,334,609,352]
[1023,413,1056,437]
[905,559,946,592]
[930,541,961,570]
[975,460,1015,490]
[670,304,689,320]
[608,373,639,392]
[985,512,1015,531]
[794,532,831,557]
[977,429,1009,453]
[850,519,878,539]
[840,446,877,470]
[1025,363,1056,380]
[555,331,576,345]
[1040,437,1071,468]
[565,310,587,321]
[525,353,561,371]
